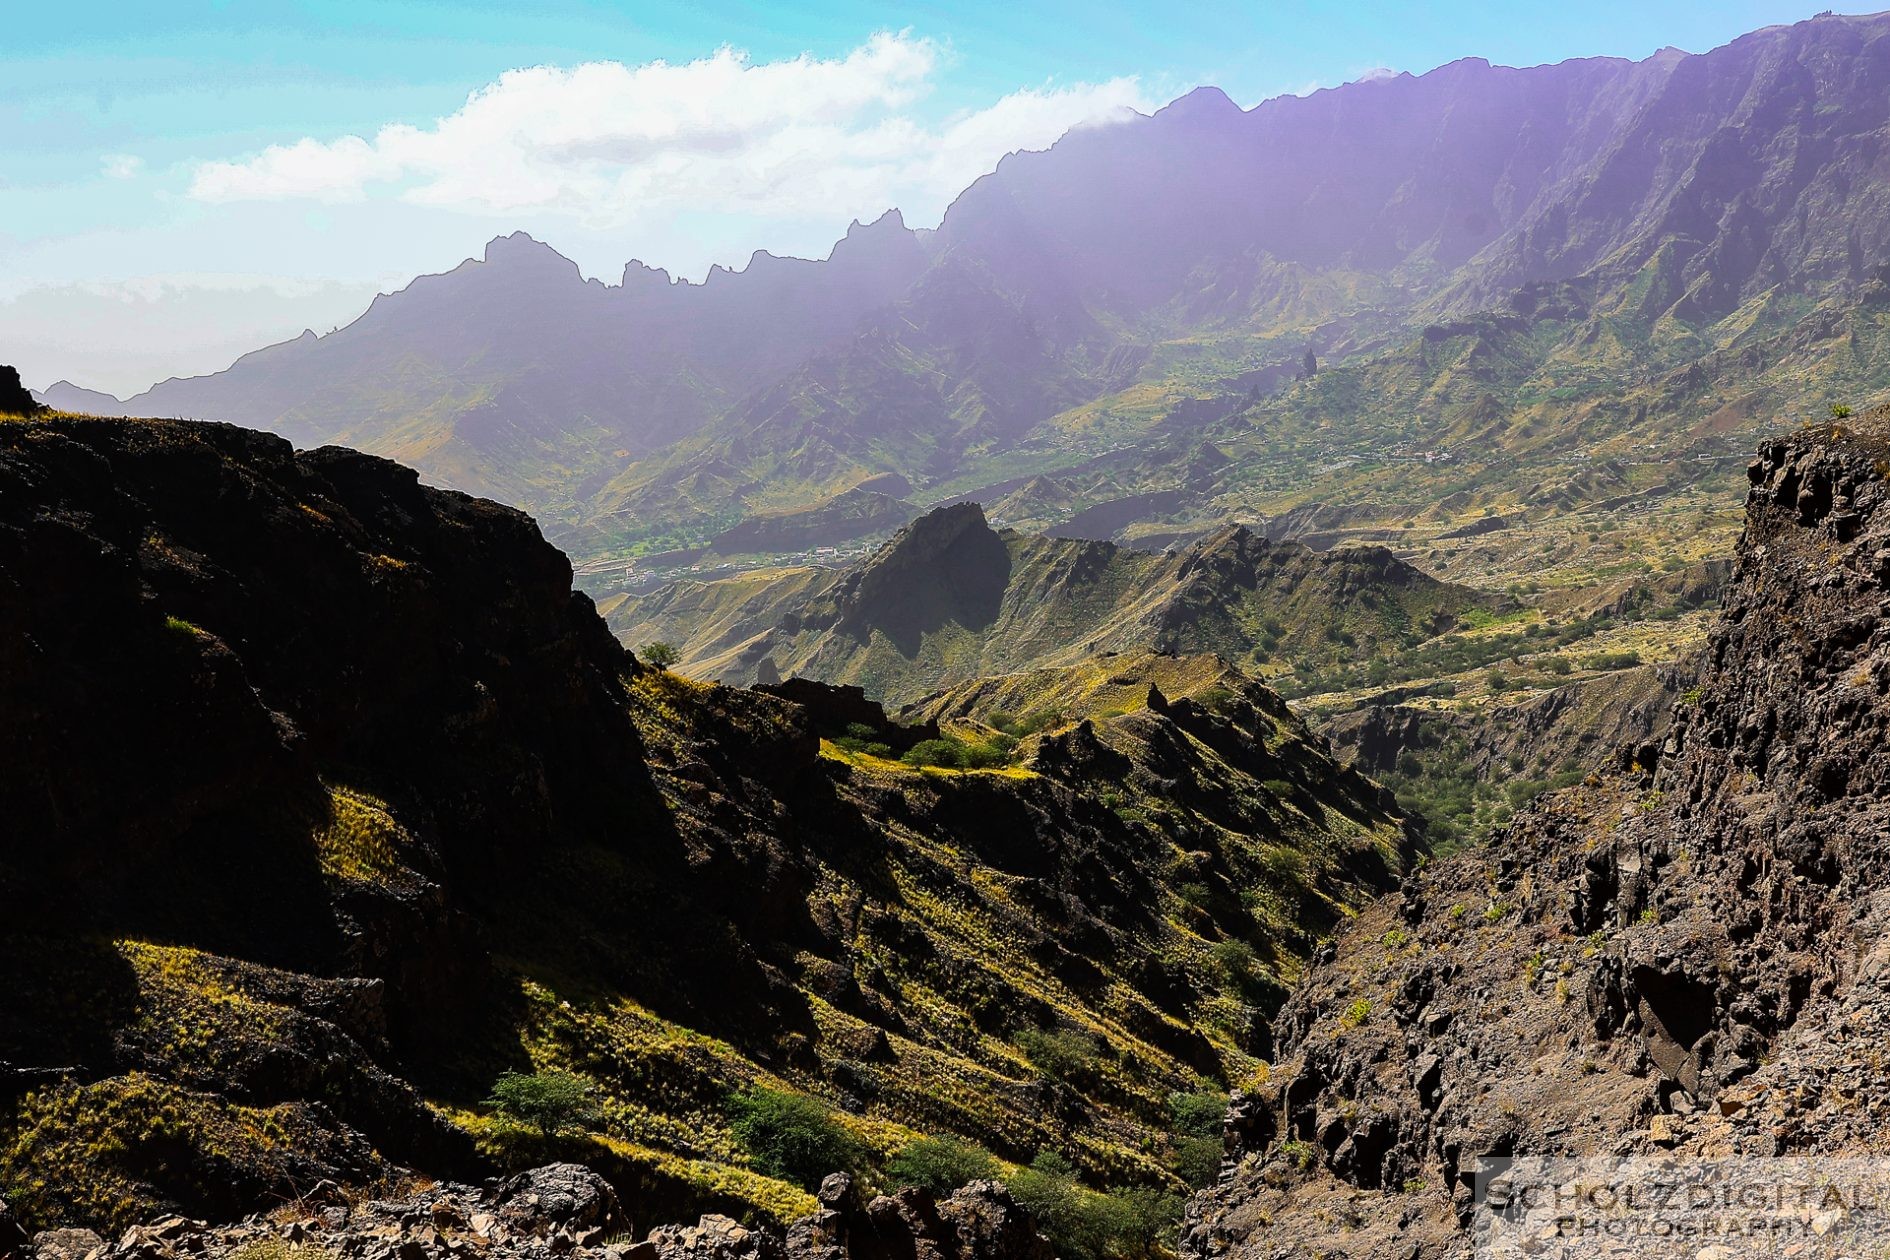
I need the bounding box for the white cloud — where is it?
[101,154,144,180]
[187,32,1150,227]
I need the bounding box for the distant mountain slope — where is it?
[608,502,1494,704]
[113,214,928,513]
[30,380,120,413]
[59,12,1890,576]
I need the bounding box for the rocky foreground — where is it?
[3,1166,1054,1260]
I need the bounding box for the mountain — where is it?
[1180,411,1890,1259]
[73,12,1890,587]
[0,413,1412,1241]
[112,214,929,515]
[28,381,118,414]
[605,502,1496,705]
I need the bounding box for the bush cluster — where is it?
[728,1087,861,1190]
[1007,1152,1182,1260]
[900,732,1018,770]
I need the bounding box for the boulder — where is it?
[31,1230,106,1260]
[937,1182,1054,1260]
[493,1165,623,1234]
[646,1215,783,1260]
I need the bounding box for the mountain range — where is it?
[42,11,1890,586]
[17,10,1890,1260]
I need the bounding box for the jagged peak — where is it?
[1155,85,1241,120]
[874,501,995,560]
[620,258,675,291]
[480,231,583,280]
[844,207,908,238]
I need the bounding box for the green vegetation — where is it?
[900,733,1019,770]
[1017,1027,1104,1082]
[884,1136,999,1196]
[484,1070,601,1140]
[727,1088,862,1191]
[640,640,681,669]
[1006,1152,1183,1260]
[1167,1091,1228,1189]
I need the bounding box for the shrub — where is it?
[901,739,966,769]
[1196,686,1238,713]
[1009,1152,1185,1259]
[728,1087,860,1190]
[640,641,680,669]
[1167,1090,1227,1138]
[1209,939,1257,983]
[485,1070,600,1139]
[1174,1135,1224,1188]
[1017,1027,1102,1082]
[884,1136,997,1196]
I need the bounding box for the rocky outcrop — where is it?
[1182,414,1890,1258]
[1325,663,1683,781]
[0,366,42,416]
[753,679,940,752]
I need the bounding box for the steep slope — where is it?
[1181,413,1890,1259]
[607,503,1495,705]
[0,414,1412,1239]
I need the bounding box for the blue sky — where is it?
[1,0,1852,394]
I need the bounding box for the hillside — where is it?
[0,415,1413,1243]
[1180,414,1890,1258]
[606,503,1495,705]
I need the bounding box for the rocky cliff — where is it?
[0,415,1414,1245]
[1181,411,1890,1258]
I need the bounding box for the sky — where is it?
[1,0,1856,397]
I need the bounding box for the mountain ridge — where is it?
[607,502,1497,706]
[59,11,1890,582]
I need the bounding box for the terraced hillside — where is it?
[0,415,1413,1242]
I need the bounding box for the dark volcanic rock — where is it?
[494,1165,624,1233]
[0,366,41,417]
[1,416,1409,1237]
[1182,412,1890,1259]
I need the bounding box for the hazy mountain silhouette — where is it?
[80,11,1890,550]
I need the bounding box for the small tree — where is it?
[485,1070,600,1139]
[640,640,681,670]
[1830,402,1854,420]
